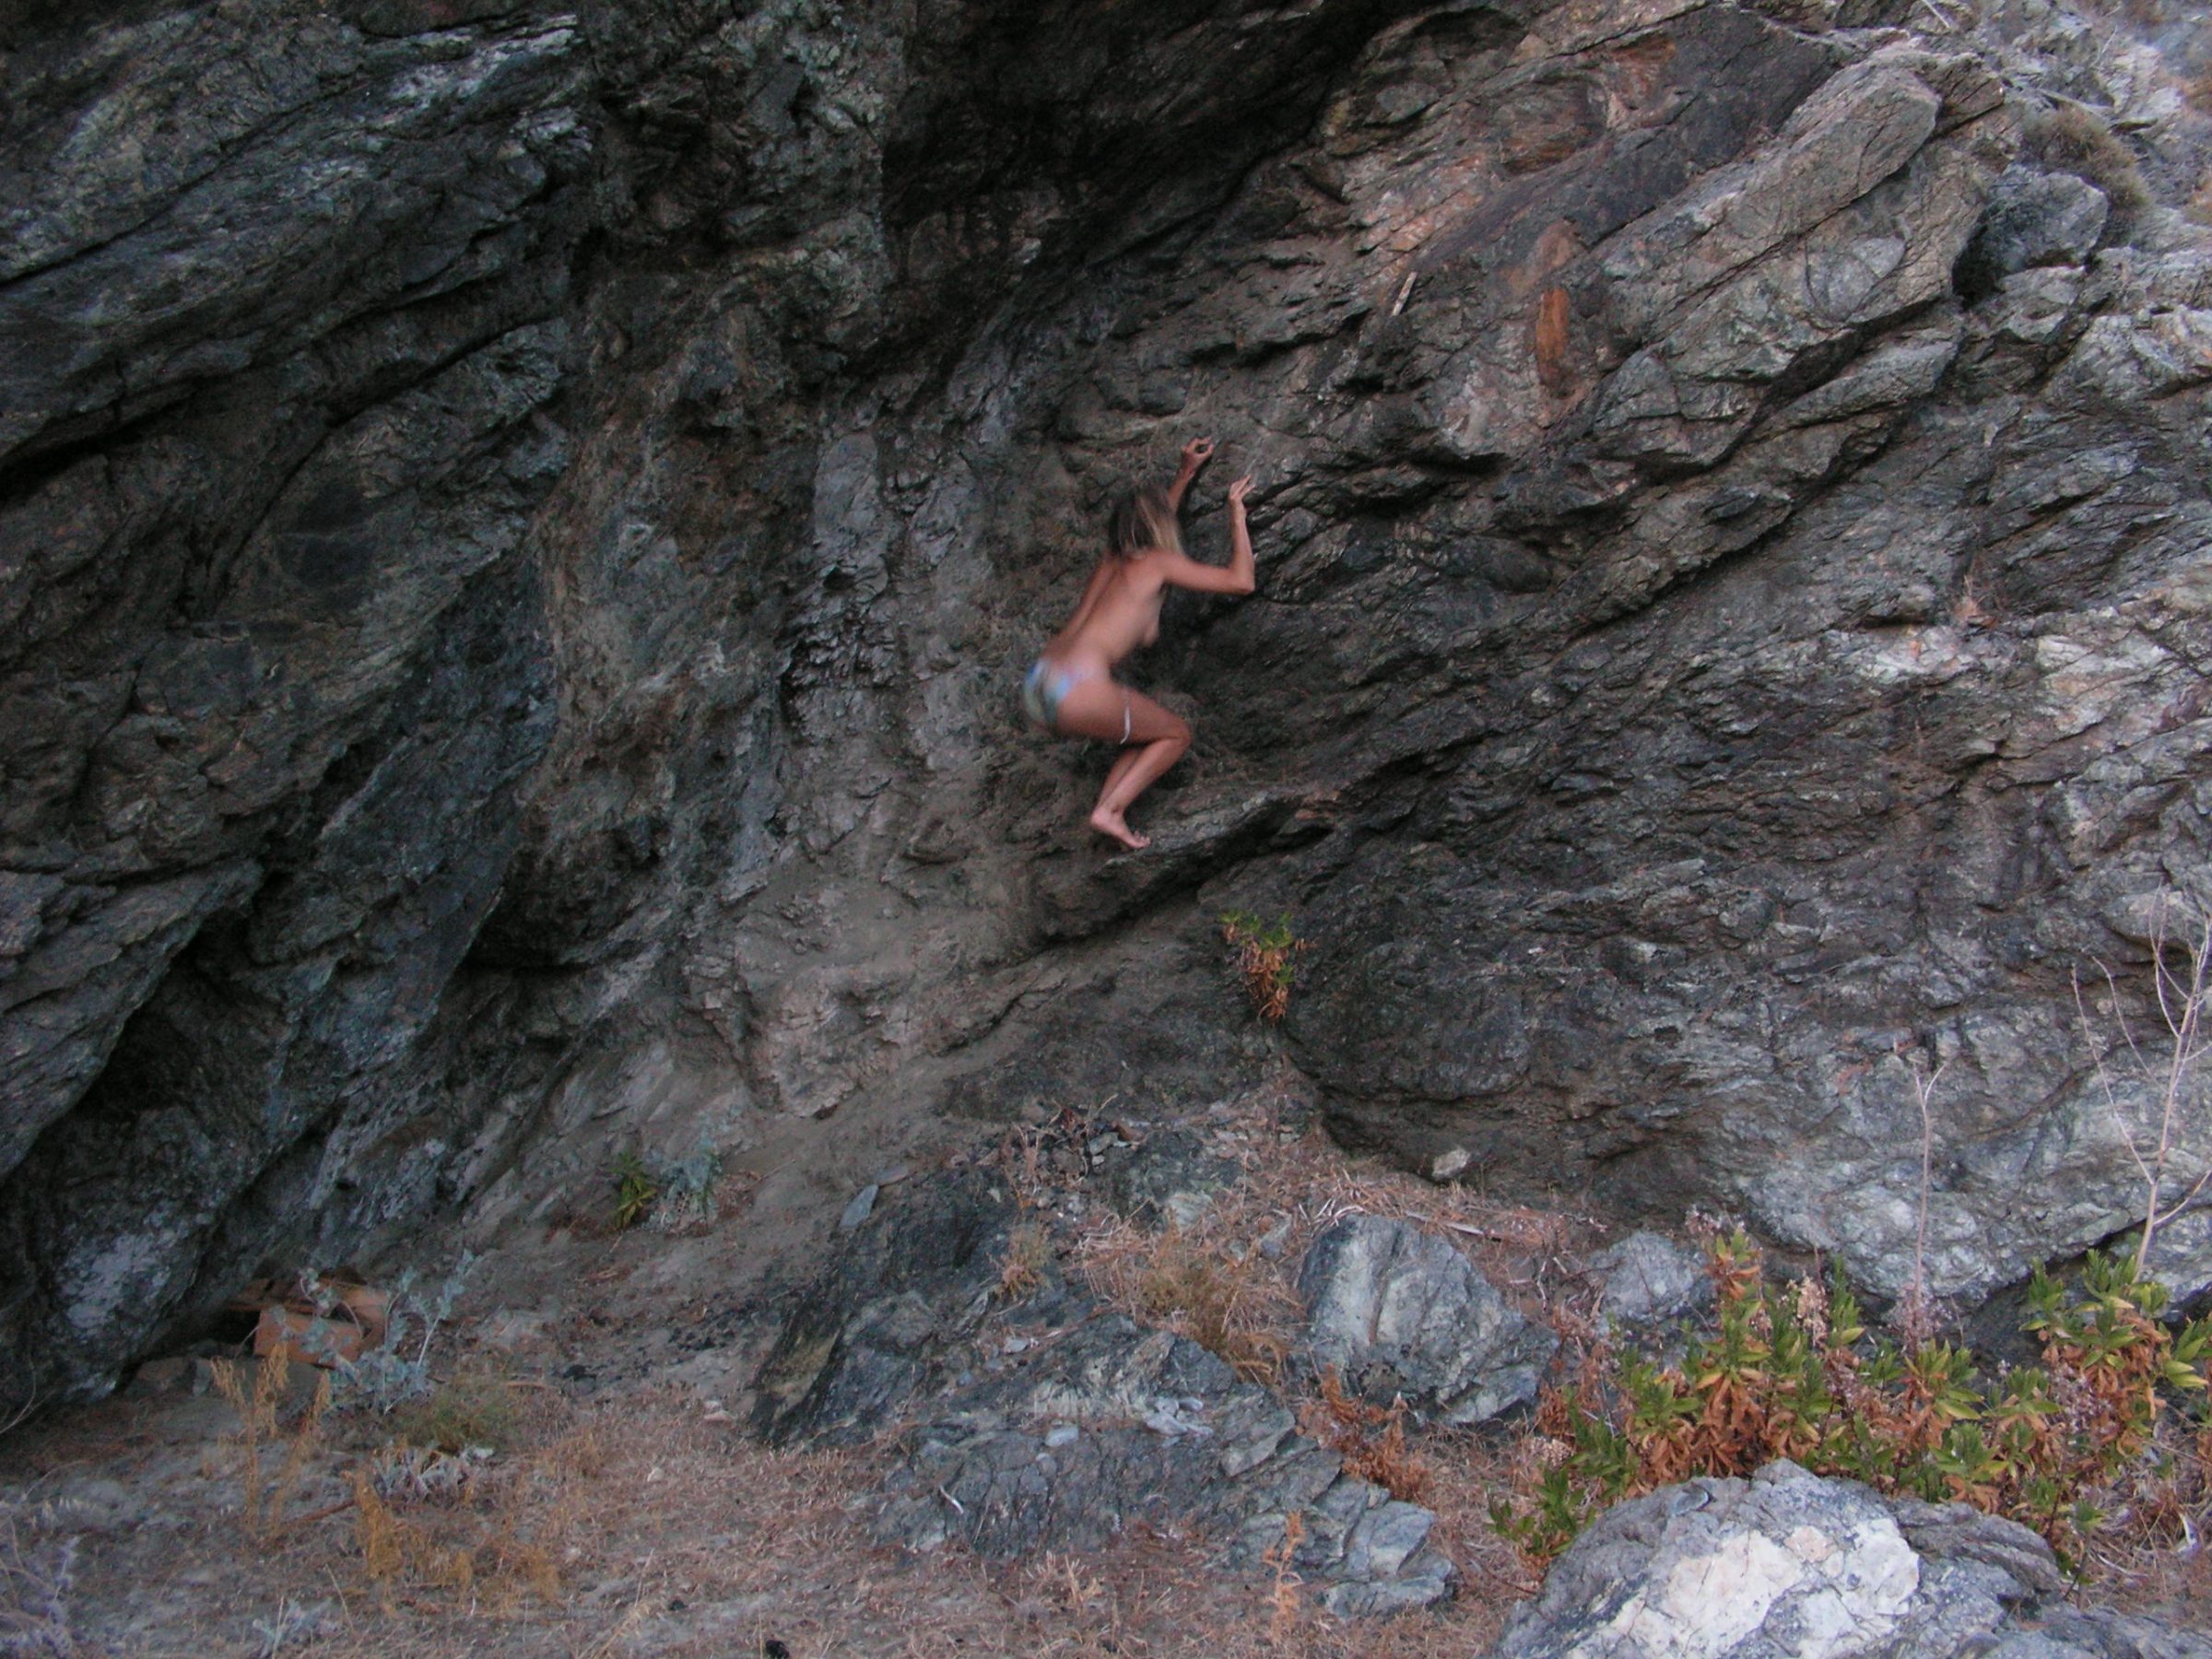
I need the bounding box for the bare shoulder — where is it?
[1124,549,1174,589]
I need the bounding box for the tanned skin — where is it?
[1037,438,1256,850]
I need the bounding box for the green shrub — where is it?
[1493,1232,2212,1571]
[610,1151,659,1231]
[394,1372,519,1454]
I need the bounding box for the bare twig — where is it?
[1900,1054,1947,1353]
[2074,892,2212,1278]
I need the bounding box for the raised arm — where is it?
[1164,436,1215,513]
[1153,474,1256,595]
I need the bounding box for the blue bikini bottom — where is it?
[1023,658,1131,741]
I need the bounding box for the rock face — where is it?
[6,0,2212,1405]
[1298,1213,1556,1423]
[1497,1459,2210,1659]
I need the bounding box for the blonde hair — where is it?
[1106,487,1181,559]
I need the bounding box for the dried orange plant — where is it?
[1219,912,1308,1023]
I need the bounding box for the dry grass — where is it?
[1089,1105,1607,1324]
[9,1361,1531,1659]
[207,1352,333,1545]
[995,1223,1053,1301]
[14,1093,1606,1655]
[0,1494,84,1657]
[1057,1094,1603,1636]
[1077,1215,1300,1384]
[2024,100,2151,228]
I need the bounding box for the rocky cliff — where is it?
[5,0,2211,1407]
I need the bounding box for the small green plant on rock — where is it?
[609,1146,724,1233]
[1219,910,1308,1023]
[610,1151,659,1231]
[655,1147,724,1230]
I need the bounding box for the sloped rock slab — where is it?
[1299,1214,1558,1424]
[877,1315,1453,1616]
[750,1171,1022,1446]
[1976,1612,2212,1659]
[751,1172,1453,1616]
[1961,165,2110,290]
[1496,1459,2209,1659]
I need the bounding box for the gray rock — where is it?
[1430,1147,1475,1183]
[1499,1462,2005,1658]
[1100,1128,1242,1230]
[1979,1611,2212,1659]
[1298,1215,1557,1425]
[122,1355,199,1399]
[1591,1232,1714,1331]
[839,1183,880,1230]
[759,1170,1450,1615]
[752,1173,1022,1447]
[1499,1461,2211,1659]
[1962,166,2112,289]
[2110,1207,2212,1309]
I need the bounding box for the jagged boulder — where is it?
[1495,1468,2043,1659]
[1100,1127,1244,1230]
[1495,1460,2212,1659]
[1961,165,2112,288]
[1591,1231,1713,1334]
[1298,1214,1557,1424]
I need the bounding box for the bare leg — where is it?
[1052,681,1192,850]
[1099,742,1145,804]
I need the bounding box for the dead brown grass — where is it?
[2024,100,2151,228]
[1058,1094,1600,1640]
[1078,1215,1299,1384]
[995,1222,1053,1301]
[208,1352,332,1545]
[18,1089,1587,1656]
[1080,1101,1607,1334]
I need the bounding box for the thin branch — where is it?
[2077,966,2156,1189]
[2081,892,2212,1277]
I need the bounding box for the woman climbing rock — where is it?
[1023,437,1256,851]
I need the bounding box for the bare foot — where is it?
[1089,807,1150,852]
